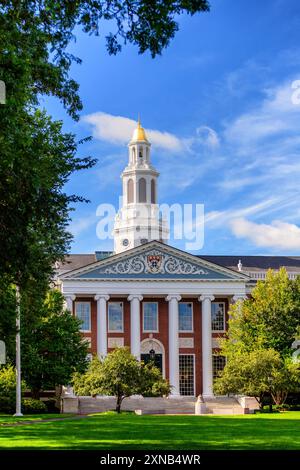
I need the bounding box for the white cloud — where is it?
[195,126,220,148]
[82,112,185,152]
[204,198,279,228]
[224,80,300,147]
[69,214,97,237]
[230,218,300,250]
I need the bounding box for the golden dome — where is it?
[131,117,149,142]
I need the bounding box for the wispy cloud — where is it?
[82,112,185,152]
[230,218,300,250]
[68,214,97,237]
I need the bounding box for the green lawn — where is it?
[0,414,72,425]
[0,411,300,450]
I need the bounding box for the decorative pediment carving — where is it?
[101,249,209,276]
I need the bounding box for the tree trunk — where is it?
[116,395,123,413]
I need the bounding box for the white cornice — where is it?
[60,240,249,281]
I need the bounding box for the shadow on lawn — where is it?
[0,413,300,450]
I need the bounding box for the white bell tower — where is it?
[113,118,169,253]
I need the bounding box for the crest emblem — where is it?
[147,255,162,273]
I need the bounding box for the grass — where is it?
[0,411,300,450]
[0,414,73,425]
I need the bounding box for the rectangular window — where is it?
[179,302,193,332]
[179,354,195,396]
[75,302,91,332]
[108,302,123,332]
[143,302,158,332]
[211,302,226,331]
[213,355,226,380]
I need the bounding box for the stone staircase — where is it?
[77,395,245,415]
[203,396,244,415]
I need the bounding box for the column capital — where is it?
[64,294,76,301]
[232,294,247,302]
[199,294,215,302]
[128,294,143,302]
[166,294,181,302]
[94,294,110,301]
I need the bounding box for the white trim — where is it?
[211,301,226,333]
[179,353,196,397]
[75,301,91,333]
[212,353,227,380]
[178,301,193,333]
[142,301,159,333]
[60,240,249,281]
[107,301,124,333]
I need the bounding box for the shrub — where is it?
[44,398,60,413]
[22,398,47,414]
[0,396,14,414]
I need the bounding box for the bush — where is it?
[22,398,47,414]
[0,396,14,413]
[44,398,60,413]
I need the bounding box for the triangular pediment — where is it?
[60,241,248,281]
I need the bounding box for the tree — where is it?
[73,348,171,413]
[214,349,299,408]
[21,290,89,399]
[222,269,300,356]
[215,270,300,407]
[0,0,209,287]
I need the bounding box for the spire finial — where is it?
[137,113,141,128]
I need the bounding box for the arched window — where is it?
[151,179,156,203]
[132,147,136,163]
[139,177,147,203]
[127,179,134,204]
[139,147,143,159]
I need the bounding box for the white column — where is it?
[95,295,109,358]
[199,294,215,398]
[167,294,181,396]
[128,294,143,359]
[64,294,75,313]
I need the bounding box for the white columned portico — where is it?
[64,294,75,313]
[166,294,181,396]
[95,294,109,358]
[128,294,143,359]
[199,294,215,398]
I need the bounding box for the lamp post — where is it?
[14,285,23,416]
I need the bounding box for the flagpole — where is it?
[14,284,23,416]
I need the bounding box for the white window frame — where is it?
[179,302,194,333]
[75,301,91,333]
[211,301,226,333]
[212,354,227,380]
[179,353,196,397]
[108,301,124,333]
[143,301,159,333]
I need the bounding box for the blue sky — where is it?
[43,0,300,255]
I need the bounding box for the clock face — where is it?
[122,239,129,247]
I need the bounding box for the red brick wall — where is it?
[73,295,229,396]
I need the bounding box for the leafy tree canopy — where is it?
[221,269,300,357]
[0,0,210,118]
[21,289,89,398]
[73,347,170,412]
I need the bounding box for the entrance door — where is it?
[141,353,163,374]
